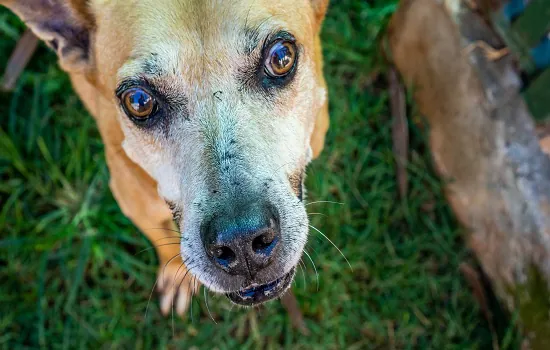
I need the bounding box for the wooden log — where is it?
[388,0,550,348]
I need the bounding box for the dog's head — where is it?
[3,0,329,305]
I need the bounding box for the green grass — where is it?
[0,1,521,349]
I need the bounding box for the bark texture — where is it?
[388,0,550,347]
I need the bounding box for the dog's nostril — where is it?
[211,246,236,264]
[252,231,276,253]
[201,205,281,275]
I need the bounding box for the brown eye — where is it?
[122,88,155,119]
[265,40,296,77]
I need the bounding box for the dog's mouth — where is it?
[225,267,296,306]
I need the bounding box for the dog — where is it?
[2,0,330,315]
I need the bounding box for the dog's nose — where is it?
[201,205,280,278]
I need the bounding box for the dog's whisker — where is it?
[298,258,307,291]
[307,212,327,217]
[172,257,190,285]
[189,276,198,324]
[172,264,196,321]
[144,268,162,322]
[170,260,187,330]
[175,264,195,297]
[162,253,183,282]
[135,243,181,256]
[192,272,205,322]
[303,249,319,292]
[144,257,189,323]
[186,275,195,324]
[151,236,182,243]
[144,227,184,235]
[171,285,176,337]
[305,200,345,206]
[309,224,353,271]
[203,278,217,324]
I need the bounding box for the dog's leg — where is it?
[310,35,330,159]
[310,103,329,159]
[106,147,198,316]
[69,73,197,317]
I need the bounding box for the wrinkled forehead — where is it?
[93,0,314,86]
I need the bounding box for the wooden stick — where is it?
[389,67,408,199]
[280,291,309,335]
[1,29,39,92]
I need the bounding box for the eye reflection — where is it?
[122,88,155,119]
[265,40,296,77]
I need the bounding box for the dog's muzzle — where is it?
[201,201,294,305]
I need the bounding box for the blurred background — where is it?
[0,1,522,348]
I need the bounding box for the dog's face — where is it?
[3,0,328,305]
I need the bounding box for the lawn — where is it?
[0,1,520,349]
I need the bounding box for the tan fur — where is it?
[310,34,330,158]
[3,0,330,315]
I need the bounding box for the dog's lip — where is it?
[225,267,296,306]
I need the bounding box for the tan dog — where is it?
[2,0,329,315]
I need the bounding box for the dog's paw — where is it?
[156,262,200,317]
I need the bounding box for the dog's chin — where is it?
[225,267,296,306]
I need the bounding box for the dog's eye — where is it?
[121,88,156,120]
[264,40,296,77]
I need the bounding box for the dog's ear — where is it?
[1,0,94,73]
[311,0,329,32]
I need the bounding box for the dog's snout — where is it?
[202,205,281,278]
